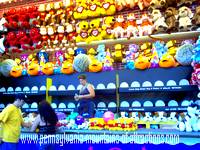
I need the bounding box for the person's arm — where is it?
[78,84,95,99]
[30,115,40,132]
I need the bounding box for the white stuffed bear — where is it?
[155,111,167,122]
[178,6,193,31]
[179,103,199,132]
[151,9,168,33]
[131,112,140,122]
[113,15,126,38]
[168,112,178,122]
[126,13,138,38]
[143,112,153,122]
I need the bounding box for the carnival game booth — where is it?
[0,0,200,149]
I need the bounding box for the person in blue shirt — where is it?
[74,74,95,118]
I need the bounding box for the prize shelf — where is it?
[17,31,200,56]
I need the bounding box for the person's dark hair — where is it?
[78,74,87,80]
[38,100,58,126]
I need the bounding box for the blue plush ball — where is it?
[73,54,90,72]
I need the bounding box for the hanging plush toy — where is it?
[88,18,102,43]
[101,16,115,40]
[192,6,200,31]
[37,4,47,27]
[55,51,64,67]
[101,0,116,16]
[87,0,101,18]
[55,25,67,48]
[39,26,49,47]
[151,9,168,34]
[126,13,138,38]
[165,7,178,32]
[113,15,126,38]
[65,23,77,46]
[47,25,56,48]
[138,0,152,10]
[30,28,42,50]
[37,51,49,67]
[138,14,153,37]
[6,31,19,53]
[18,8,30,29]
[73,0,88,20]
[76,21,89,43]
[29,6,39,27]
[178,6,193,31]
[4,8,19,29]
[112,44,125,62]
[102,48,114,71]
[18,30,31,51]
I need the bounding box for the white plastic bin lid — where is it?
[108,102,117,108]
[143,101,153,107]
[51,103,57,109]
[154,80,164,87]
[168,100,178,107]
[155,100,165,107]
[58,85,66,91]
[40,86,46,91]
[132,101,141,107]
[97,102,106,108]
[166,80,177,86]
[179,79,189,85]
[49,86,57,91]
[120,101,130,107]
[15,87,22,92]
[58,103,66,108]
[107,83,116,89]
[23,86,30,92]
[131,81,140,88]
[120,82,129,88]
[0,87,6,92]
[96,83,106,89]
[142,81,152,87]
[67,102,75,109]
[7,87,14,92]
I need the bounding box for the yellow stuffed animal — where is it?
[87,0,101,18]
[87,48,97,60]
[88,18,102,43]
[112,44,125,62]
[166,40,178,56]
[159,53,178,68]
[101,16,115,39]
[101,0,116,16]
[75,21,89,43]
[135,56,151,70]
[73,0,88,20]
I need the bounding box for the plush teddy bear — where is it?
[39,26,49,47]
[75,21,89,43]
[6,32,19,53]
[179,103,199,132]
[37,4,47,27]
[113,15,126,38]
[73,0,88,20]
[88,18,102,43]
[87,0,101,18]
[96,44,106,62]
[101,16,115,39]
[150,0,177,10]
[165,7,178,32]
[54,1,65,26]
[4,8,19,29]
[126,13,138,38]
[54,25,67,48]
[18,30,31,51]
[45,3,55,26]
[65,23,77,46]
[178,6,193,31]
[151,9,168,34]
[30,28,42,50]
[138,14,153,36]
[192,6,200,31]
[112,44,125,62]
[18,8,30,29]
[177,0,197,7]
[101,0,116,16]
[138,0,152,10]
[28,6,39,27]
[47,25,56,48]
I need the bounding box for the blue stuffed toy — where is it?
[175,44,194,66]
[75,47,86,56]
[96,44,106,62]
[154,41,167,59]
